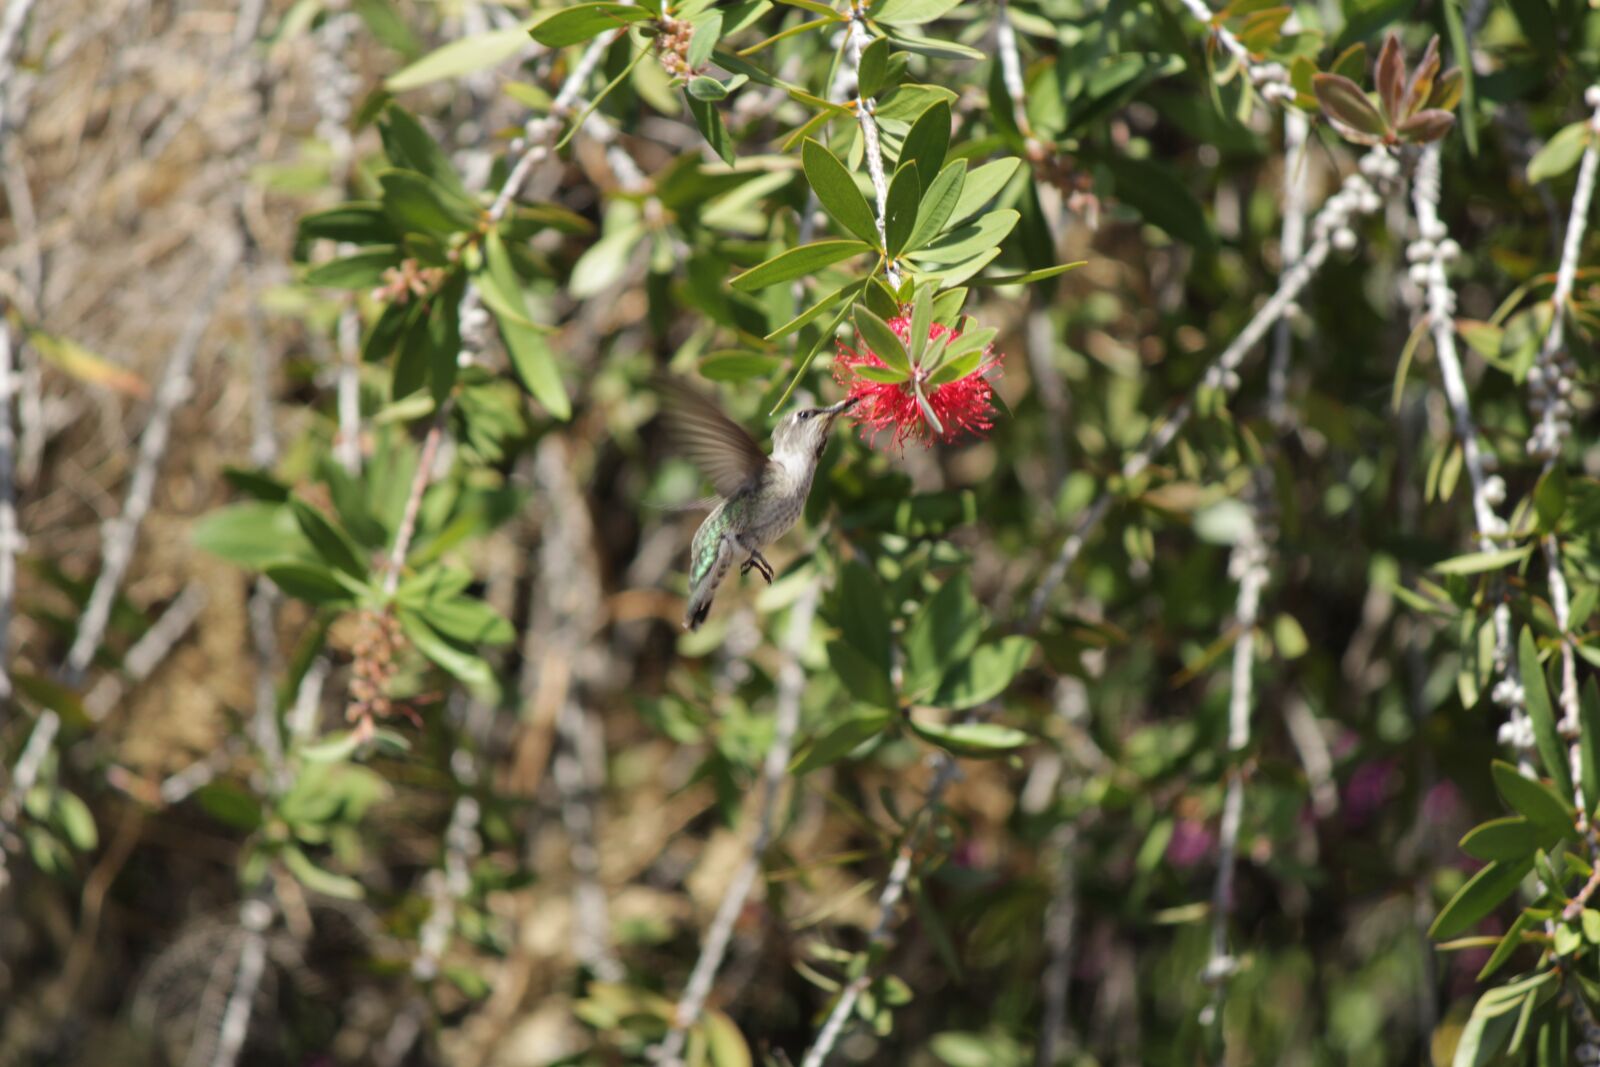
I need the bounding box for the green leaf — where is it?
[1106,156,1213,248]
[529,2,650,46]
[54,791,98,851]
[377,105,469,201]
[381,169,478,237]
[1490,760,1574,835]
[903,573,983,699]
[398,608,495,687]
[906,718,1030,757]
[304,246,401,289]
[909,208,1018,264]
[730,240,873,291]
[686,11,723,69]
[296,202,393,245]
[264,561,357,605]
[1581,678,1600,814]
[873,82,958,121]
[905,159,965,253]
[1528,121,1593,184]
[853,363,910,383]
[880,31,983,60]
[687,75,731,100]
[289,498,368,579]
[686,91,735,163]
[194,503,308,568]
[1432,544,1535,574]
[1461,816,1561,862]
[484,230,570,419]
[299,730,364,764]
[948,159,1020,226]
[967,260,1087,287]
[803,139,880,245]
[386,25,531,91]
[766,277,866,342]
[1428,856,1535,939]
[853,306,910,373]
[883,163,921,257]
[857,35,891,98]
[933,636,1033,709]
[1477,910,1537,981]
[1519,628,1573,799]
[791,711,893,774]
[416,595,515,646]
[833,560,892,670]
[1534,466,1567,532]
[700,352,784,381]
[898,100,951,187]
[283,845,365,900]
[868,0,963,25]
[827,639,896,709]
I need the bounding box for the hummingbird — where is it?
[654,374,859,631]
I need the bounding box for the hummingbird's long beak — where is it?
[823,395,860,419]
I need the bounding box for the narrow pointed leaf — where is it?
[1519,628,1573,799]
[803,139,880,244]
[730,240,873,291]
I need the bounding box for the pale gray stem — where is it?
[1268,108,1309,430]
[62,257,237,686]
[0,0,40,142]
[655,586,820,1064]
[84,581,208,720]
[334,307,362,475]
[1201,502,1270,1026]
[1284,694,1338,818]
[0,324,17,701]
[799,757,962,1067]
[1410,144,1530,765]
[843,10,899,287]
[1526,89,1600,466]
[206,900,273,1067]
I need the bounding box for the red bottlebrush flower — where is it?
[832,313,1003,451]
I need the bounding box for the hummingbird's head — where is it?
[771,396,859,463]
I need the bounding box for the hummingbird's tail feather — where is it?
[684,534,734,630]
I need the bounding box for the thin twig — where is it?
[1199,487,1271,1027]
[842,7,898,286]
[205,899,273,1067]
[655,585,820,1064]
[1174,0,1291,102]
[1408,144,1531,763]
[1529,88,1600,809]
[84,581,207,720]
[1267,108,1310,431]
[799,757,962,1067]
[61,257,237,686]
[0,0,40,142]
[0,324,18,701]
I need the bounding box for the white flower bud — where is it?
[1587,85,1600,108]
[1333,227,1358,252]
[1483,475,1506,505]
[1421,217,1447,242]
[1408,262,1432,287]
[1407,240,1435,262]
[1437,238,1461,261]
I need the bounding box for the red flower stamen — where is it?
[832,313,1004,452]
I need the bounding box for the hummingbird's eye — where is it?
[798,411,812,420]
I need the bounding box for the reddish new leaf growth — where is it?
[833,314,1004,451]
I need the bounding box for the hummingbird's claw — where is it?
[741,552,774,584]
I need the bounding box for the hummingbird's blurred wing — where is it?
[653,374,768,497]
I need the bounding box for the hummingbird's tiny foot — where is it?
[741,552,774,583]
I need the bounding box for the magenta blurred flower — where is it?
[1166,819,1215,869]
